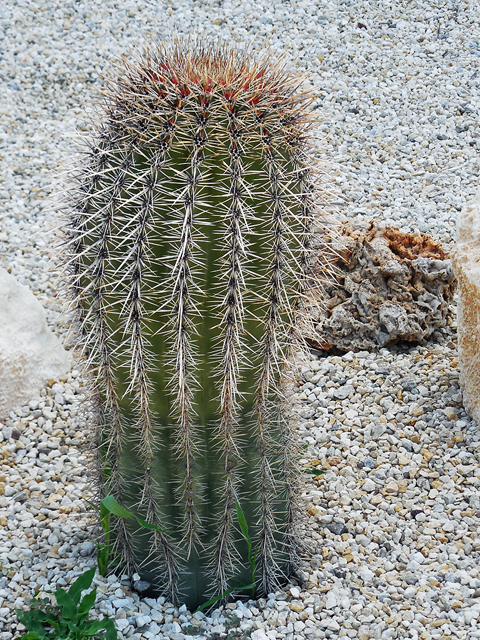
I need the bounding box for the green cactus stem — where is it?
[62,40,335,610]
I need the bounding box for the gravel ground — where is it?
[1,0,480,639]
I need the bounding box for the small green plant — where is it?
[235,500,256,600]
[86,495,168,577]
[85,499,113,577]
[15,568,117,640]
[88,495,256,610]
[215,612,254,640]
[195,501,256,612]
[303,468,325,477]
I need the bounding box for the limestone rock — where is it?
[309,219,455,352]
[0,267,71,419]
[452,190,480,424]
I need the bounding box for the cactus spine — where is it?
[63,40,332,610]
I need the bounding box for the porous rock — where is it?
[0,267,71,419]
[452,189,480,424]
[310,219,455,352]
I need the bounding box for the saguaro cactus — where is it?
[63,40,333,610]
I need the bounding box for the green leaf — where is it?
[96,543,110,578]
[194,587,236,612]
[235,500,256,597]
[99,500,111,541]
[84,499,99,513]
[251,547,257,597]
[79,619,107,634]
[22,609,56,626]
[68,568,96,606]
[235,501,251,557]
[53,588,77,621]
[100,496,134,519]
[16,633,41,640]
[303,468,325,476]
[85,499,113,576]
[194,582,256,613]
[100,495,167,535]
[77,587,97,621]
[15,609,48,635]
[103,617,118,640]
[81,617,117,638]
[55,618,69,635]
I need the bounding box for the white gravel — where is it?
[1,0,480,639]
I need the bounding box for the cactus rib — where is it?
[170,115,205,556]
[212,98,249,594]
[67,142,139,574]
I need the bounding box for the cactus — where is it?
[62,40,334,610]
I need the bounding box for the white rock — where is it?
[325,591,338,609]
[327,619,340,631]
[356,534,371,547]
[453,189,480,423]
[80,541,95,556]
[411,552,426,564]
[113,598,132,608]
[148,622,160,634]
[0,267,71,419]
[334,385,354,400]
[115,619,130,631]
[150,612,164,624]
[465,610,477,625]
[358,567,375,583]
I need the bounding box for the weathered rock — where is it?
[0,267,71,419]
[309,219,455,352]
[452,189,480,424]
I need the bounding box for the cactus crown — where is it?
[62,40,333,609]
